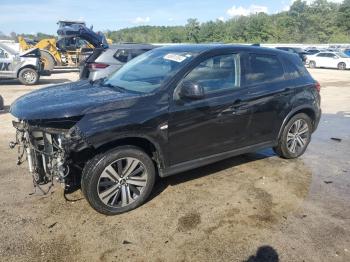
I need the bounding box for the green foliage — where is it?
[15,32,56,41]
[107,0,350,44]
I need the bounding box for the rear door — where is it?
[0,47,15,79]
[242,52,293,144]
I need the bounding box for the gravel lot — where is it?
[0,69,349,262]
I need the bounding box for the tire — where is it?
[39,50,55,72]
[309,61,316,68]
[18,68,39,85]
[274,113,312,159]
[0,95,3,110]
[338,62,346,70]
[81,146,156,215]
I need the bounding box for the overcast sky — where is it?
[0,0,344,34]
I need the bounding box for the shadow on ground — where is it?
[149,149,274,201]
[244,245,279,262]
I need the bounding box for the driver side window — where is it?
[183,54,241,94]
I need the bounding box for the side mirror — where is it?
[179,80,205,100]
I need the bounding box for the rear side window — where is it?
[284,55,309,78]
[246,54,284,85]
[114,49,131,63]
[114,49,152,63]
[283,59,300,79]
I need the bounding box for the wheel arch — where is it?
[277,106,317,141]
[17,65,38,78]
[91,136,165,172]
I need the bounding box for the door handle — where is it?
[220,100,249,116]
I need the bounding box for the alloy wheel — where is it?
[286,119,309,154]
[22,71,36,84]
[97,157,148,208]
[338,63,346,70]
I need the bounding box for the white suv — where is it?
[307,52,350,70]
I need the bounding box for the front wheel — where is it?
[274,113,312,159]
[18,68,39,85]
[81,146,156,215]
[338,62,346,70]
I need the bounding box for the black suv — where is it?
[10,45,321,215]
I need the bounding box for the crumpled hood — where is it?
[20,47,40,57]
[10,80,140,120]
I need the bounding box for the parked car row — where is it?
[272,46,350,70]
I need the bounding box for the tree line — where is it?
[2,0,350,44]
[106,0,350,44]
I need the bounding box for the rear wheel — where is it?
[18,68,39,85]
[338,62,346,70]
[309,61,316,68]
[274,113,312,159]
[81,146,156,215]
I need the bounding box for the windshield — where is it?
[336,52,349,58]
[103,49,197,93]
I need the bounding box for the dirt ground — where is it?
[0,69,349,262]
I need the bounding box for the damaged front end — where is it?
[10,117,87,194]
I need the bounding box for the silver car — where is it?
[80,44,157,81]
[0,43,45,85]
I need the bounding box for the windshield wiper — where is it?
[101,82,127,93]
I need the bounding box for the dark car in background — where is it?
[10,44,321,215]
[276,47,308,63]
[80,43,157,80]
[306,49,320,55]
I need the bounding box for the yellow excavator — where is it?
[18,20,111,72]
[18,36,59,71]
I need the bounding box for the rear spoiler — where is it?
[57,24,109,49]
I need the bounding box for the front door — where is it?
[315,53,327,67]
[168,52,252,165]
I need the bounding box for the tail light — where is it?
[315,81,321,92]
[88,63,110,70]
